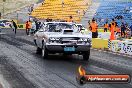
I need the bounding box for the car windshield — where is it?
[77,25,85,29]
[42,23,78,32]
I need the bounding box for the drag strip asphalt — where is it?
[0,29,132,88]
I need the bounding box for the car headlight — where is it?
[87,38,91,43]
[49,37,60,43]
[78,38,91,43]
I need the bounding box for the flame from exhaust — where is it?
[78,66,86,76]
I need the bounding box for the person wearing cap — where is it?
[90,19,98,38]
[12,20,17,34]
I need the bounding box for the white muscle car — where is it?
[34,22,92,60]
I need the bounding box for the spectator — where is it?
[62,0,64,7]
[46,18,50,22]
[130,24,132,36]
[87,20,91,30]
[104,22,109,32]
[110,19,117,32]
[31,6,34,12]
[121,22,126,38]
[124,6,130,13]
[110,23,116,40]
[83,10,86,15]
[31,21,36,34]
[125,24,131,38]
[106,18,109,23]
[111,19,116,27]
[67,16,73,22]
[12,20,17,34]
[0,27,1,33]
[115,25,121,37]
[26,20,32,35]
[35,21,41,32]
[25,21,29,35]
[90,19,98,38]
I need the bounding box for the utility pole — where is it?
[3,0,6,18]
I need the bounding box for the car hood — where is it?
[44,32,92,39]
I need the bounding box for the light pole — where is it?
[3,0,6,18]
[61,0,64,21]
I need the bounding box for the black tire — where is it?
[83,50,90,61]
[36,47,42,54]
[42,46,48,59]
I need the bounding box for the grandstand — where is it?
[81,0,132,27]
[31,0,92,22]
[0,0,39,17]
[1,0,132,26]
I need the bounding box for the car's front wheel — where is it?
[42,46,48,59]
[83,50,90,61]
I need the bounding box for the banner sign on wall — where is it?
[110,40,132,55]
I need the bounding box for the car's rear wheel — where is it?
[83,50,90,61]
[42,46,48,59]
[36,47,42,54]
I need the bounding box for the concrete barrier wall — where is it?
[110,39,132,55]
[92,38,109,49]
[17,24,26,29]
[92,38,132,56]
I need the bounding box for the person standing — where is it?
[130,24,132,36]
[111,19,116,26]
[109,23,116,40]
[12,20,17,34]
[31,21,36,34]
[26,21,29,35]
[46,18,50,22]
[67,16,73,22]
[120,22,126,38]
[90,19,98,38]
[0,27,1,33]
[26,20,32,35]
[35,21,41,32]
[87,20,91,31]
[115,25,121,37]
[111,19,117,32]
[125,24,131,38]
[104,22,109,32]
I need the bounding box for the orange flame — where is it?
[78,66,86,76]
